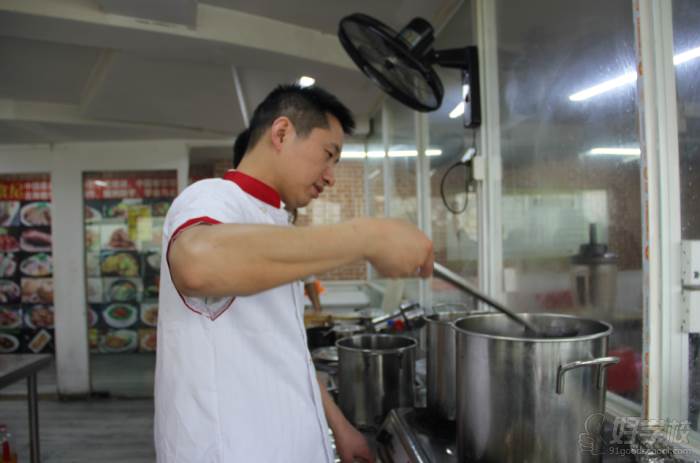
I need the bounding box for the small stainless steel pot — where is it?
[337,334,416,429]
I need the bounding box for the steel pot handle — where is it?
[556,356,620,395]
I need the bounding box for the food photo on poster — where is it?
[82,174,174,355]
[0,176,56,353]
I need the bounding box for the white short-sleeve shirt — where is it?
[154,170,333,463]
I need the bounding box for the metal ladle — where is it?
[433,263,543,336]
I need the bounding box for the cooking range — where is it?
[371,405,636,463]
[366,311,621,462]
[313,266,630,462]
[317,310,624,462]
[375,407,457,463]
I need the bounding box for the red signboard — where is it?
[84,178,177,200]
[0,180,51,201]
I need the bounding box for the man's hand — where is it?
[333,421,375,463]
[317,373,375,463]
[357,218,434,279]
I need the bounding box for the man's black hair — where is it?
[232,84,355,168]
[232,128,250,169]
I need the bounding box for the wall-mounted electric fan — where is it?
[338,13,481,127]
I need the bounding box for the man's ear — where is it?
[269,116,293,152]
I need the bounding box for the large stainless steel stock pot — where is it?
[453,313,619,463]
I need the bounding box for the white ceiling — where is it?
[200,0,442,35]
[0,0,463,146]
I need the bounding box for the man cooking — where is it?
[155,84,434,462]
[237,131,326,315]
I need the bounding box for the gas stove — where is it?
[373,407,638,463]
[376,407,457,463]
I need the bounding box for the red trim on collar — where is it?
[223,170,281,209]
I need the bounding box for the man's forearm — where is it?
[317,374,376,463]
[170,219,369,297]
[169,216,434,299]
[317,374,351,435]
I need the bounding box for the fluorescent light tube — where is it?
[569,72,638,101]
[341,149,442,159]
[570,45,700,102]
[449,101,465,119]
[674,46,700,65]
[388,150,418,157]
[588,147,641,156]
[340,151,366,159]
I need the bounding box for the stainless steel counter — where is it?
[0,354,52,463]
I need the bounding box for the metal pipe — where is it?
[230,66,249,127]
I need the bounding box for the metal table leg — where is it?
[27,373,40,463]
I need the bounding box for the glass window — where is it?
[84,170,177,396]
[496,0,642,403]
[384,98,421,301]
[428,0,479,306]
[365,111,385,285]
[366,112,385,219]
[385,98,418,224]
[672,0,700,431]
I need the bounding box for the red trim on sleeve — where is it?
[223,170,281,209]
[171,216,221,241]
[166,216,235,319]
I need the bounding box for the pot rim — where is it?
[423,311,473,325]
[451,312,613,343]
[335,334,417,354]
[332,323,364,333]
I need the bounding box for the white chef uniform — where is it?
[154,170,333,463]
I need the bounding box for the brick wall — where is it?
[296,161,367,281]
[501,158,642,270]
[426,155,644,273]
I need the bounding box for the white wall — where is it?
[0,140,189,395]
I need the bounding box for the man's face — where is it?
[277,115,344,209]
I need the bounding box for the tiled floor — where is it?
[0,353,367,462]
[0,353,157,461]
[1,397,155,462]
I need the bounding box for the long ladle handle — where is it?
[432,262,541,335]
